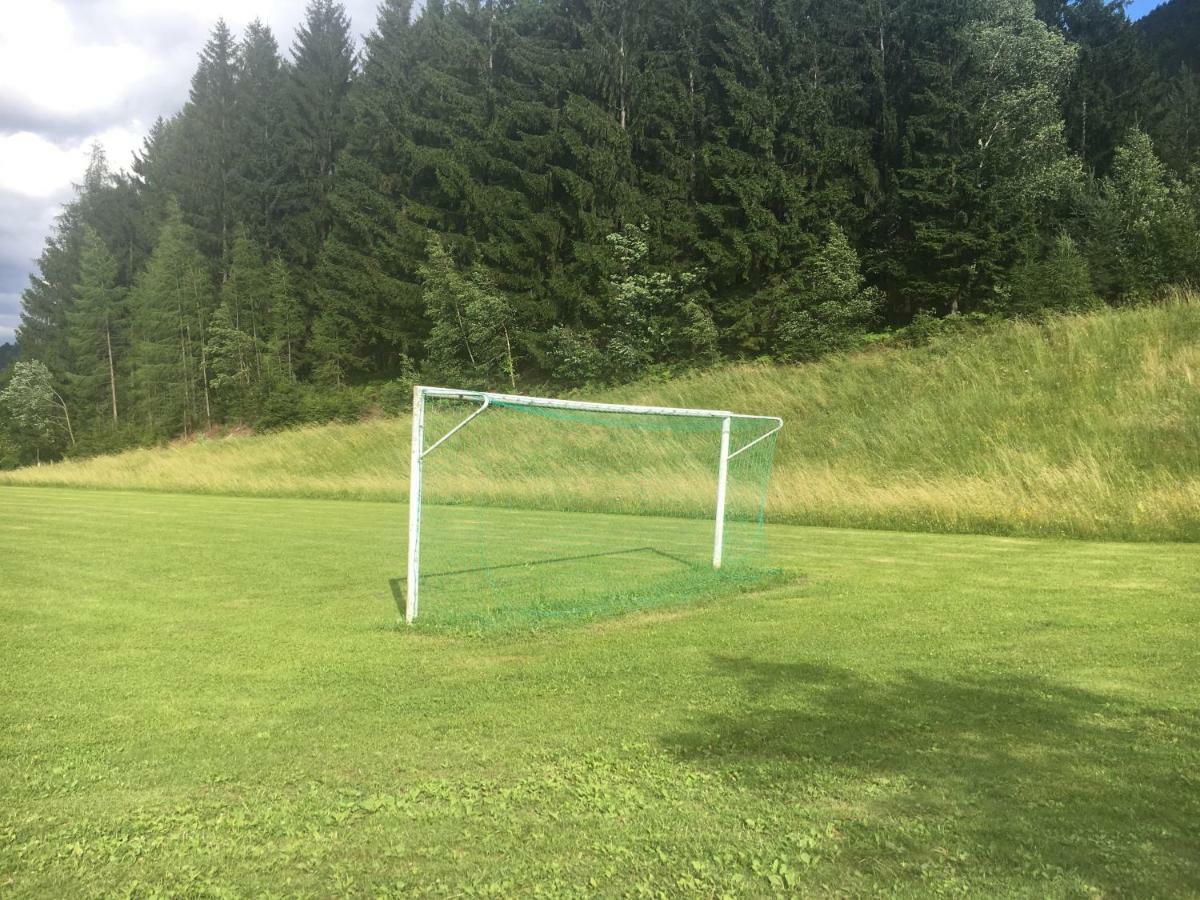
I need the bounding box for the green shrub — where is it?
[769,224,879,360]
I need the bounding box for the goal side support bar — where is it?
[405,385,782,623]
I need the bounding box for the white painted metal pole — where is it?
[713,415,732,568]
[405,385,425,623]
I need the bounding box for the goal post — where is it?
[404,384,783,625]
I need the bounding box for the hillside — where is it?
[1139,0,1200,73]
[3,298,1199,542]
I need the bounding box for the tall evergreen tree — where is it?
[1087,128,1196,300]
[221,228,272,378]
[68,227,126,426]
[233,21,291,252]
[128,202,217,436]
[889,0,1077,316]
[308,0,423,378]
[1057,0,1157,174]
[420,237,518,388]
[283,0,358,266]
[268,256,304,380]
[180,20,240,262]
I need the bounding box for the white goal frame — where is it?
[405,385,783,623]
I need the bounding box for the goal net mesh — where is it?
[411,394,781,630]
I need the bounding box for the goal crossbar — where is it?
[417,385,783,424]
[405,385,783,623]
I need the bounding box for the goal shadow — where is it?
[388,545,697,614]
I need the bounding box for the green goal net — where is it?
[406,388,782,631]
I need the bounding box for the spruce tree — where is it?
[267,256,303,380]
[180,20,240,262]
[1088,128,1192,300]
[419,237,518,388]
[772,224,879,360]
[205,304,257,418]
[128,202,217,436]
[1057,0,1158,175]
[283,0,357,266]
[233,21,291,252]
[17,203,83,386]
[890,0,1077,316]
[68,227,126,426]
[221,228,271,378]
[1009,231,1097,314]
[1151,65,1200,176]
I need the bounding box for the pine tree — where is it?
[267,256,303,380]
[179,20,240,262]
[68,227,126,426]
[222,228,272,378]
[419,237,518,388]
[1088,128,1194,300]
[128,202,217,436]
[233,21,291,251]
[772,224,879,360]
[1009,231,1097,314]
[283,0,357,266]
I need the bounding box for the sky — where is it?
[0,0,1173,346]
[0,0,380,346]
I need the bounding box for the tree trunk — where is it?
[503,325,517,389]
[50,388,75,448]
[200,337,212,429]
[105,322,119,424]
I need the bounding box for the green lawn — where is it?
[2,485,1198,896]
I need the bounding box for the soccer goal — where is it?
[405,385,783,627]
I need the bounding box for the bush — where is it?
[545,325,607,387]
[65,425,143,460]
[297,385,372,425]
[898,309,995,347]
[378,355,419,415]
[770,224,879,361]
[255,380,304,431]
[0,434,20,470]
[1009,232,1100,315]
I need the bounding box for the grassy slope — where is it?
[2,486,1198,896]
[3,298,1199,541]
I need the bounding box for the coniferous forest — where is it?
[2,0,1199,463]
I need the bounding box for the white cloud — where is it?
[0,3,155,120]
[0,125,145,198]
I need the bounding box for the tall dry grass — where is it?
[4,296,1198,541]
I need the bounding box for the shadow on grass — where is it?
[663,656,1200,894]
[420,546,697,579]
[387,546,699,616]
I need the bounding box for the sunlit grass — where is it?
[4,296,1198,541]
[2,486,1197,895]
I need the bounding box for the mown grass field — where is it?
[5,298,1198,541]
[2,485,1198,896]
